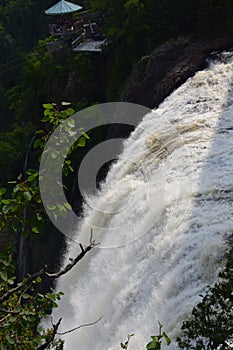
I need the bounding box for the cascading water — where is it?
[53,53,233,349]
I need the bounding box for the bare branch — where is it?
[0,232,96,308]
[0,313,11,324]
[158,320,163,336]
[36,318,62,350]
[36,316,102,349]
[0,307,20,315]
[15,330,22,350]
[57,316,103,335]
[46,243,94,279]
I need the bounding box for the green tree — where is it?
[0,123,33,185]
[0,103,92,349]
[177,259,233,349]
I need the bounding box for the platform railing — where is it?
[49,24,81,37]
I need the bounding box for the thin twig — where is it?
[36,318,62,350]
[46,243,94,279]
[0,313,10,324]
[0,308,20,315]
[57,316,103,335]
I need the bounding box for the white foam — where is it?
[54,54,233,349]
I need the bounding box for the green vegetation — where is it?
[120,261,233,350]
[0,104,79,241]
[177,258,233,349]
[0,104,93,349]
[121,323,171,349]
[0,245,65,349]
[1,0,233,131]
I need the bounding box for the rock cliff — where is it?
[121,36,233,109]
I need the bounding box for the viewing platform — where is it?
[45,0,108,52]
[48,19,83,37]
[72,37,108,52]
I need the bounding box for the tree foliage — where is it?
[177,259,233,349]
[0,245,64,349]
[0,103,92,349]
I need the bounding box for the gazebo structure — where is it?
[45,0,82,15]
[45,0,108,52]
[45,0,83,37]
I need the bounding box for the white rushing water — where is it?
[54,53,233,349]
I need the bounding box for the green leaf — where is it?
[67,118,75,128]
[26,169,38,175]
[0,187,6,196]
[77,136,86,147]
[34,194,42,204]
[1,199,10,204]
[43,103,54,109]
[34,139,41,148]
[64,202,72,210]
[2,204,10,213]
[28,175,37,182]
[120,343,127,349]
[47,204,56,210]
[44,108,52,116]
[146,336,161,350]
[12,221,20,232]
[2,258,11,267]
[13,184,20,193]
[0,270,8,282]
[162,332,171,345]
[83,132,90,139]
[7,279,14,285]
[41,115,50,122]
[36,129,44,134]
[66,108,75,116]
[23,191,32,201]
[22,293,30,299]
[68,130,76,137]
[32,227,39,234]
[36,276,42,283]
[22,229,30,238]
[36,213,43,221]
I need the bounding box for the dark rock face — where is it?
[121,36,233,109]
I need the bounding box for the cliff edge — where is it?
[121,36,233,109]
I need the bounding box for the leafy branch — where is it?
[121,322,171,350]
[0,103,92,349]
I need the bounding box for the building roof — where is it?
[45,0,82,15]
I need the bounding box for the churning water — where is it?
[54,53,233,349]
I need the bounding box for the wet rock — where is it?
[121,36,233,109]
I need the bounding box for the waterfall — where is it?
[53,53,233,349]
